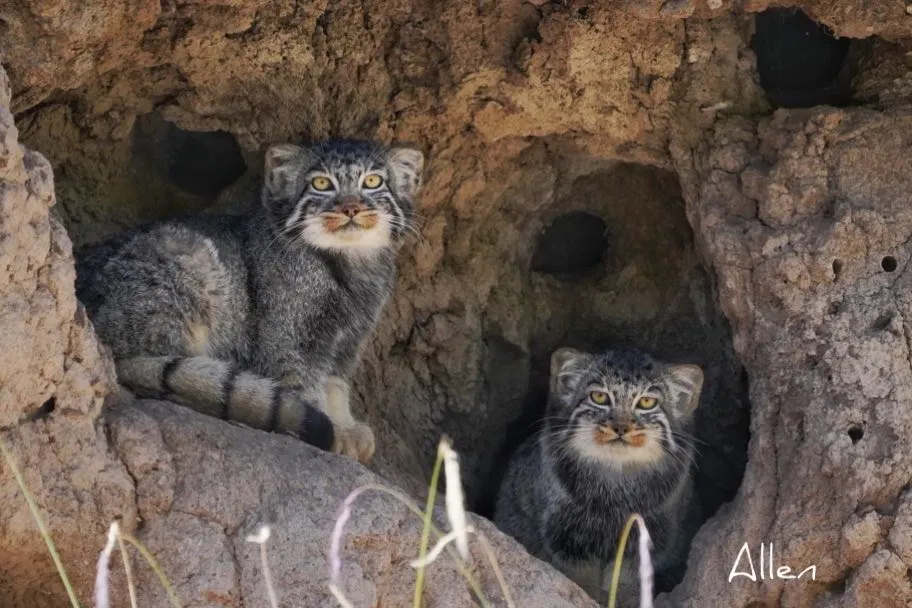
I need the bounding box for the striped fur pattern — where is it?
[116,356,333,440]
[264,140,422,252]
[494,347,704,605]
[76,139,424,460]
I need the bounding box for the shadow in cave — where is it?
[473,162,751,593]
[132,113,247,200]
[752,7,861,108]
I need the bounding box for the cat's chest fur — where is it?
[252,237,394,341]
[544,455,684,560]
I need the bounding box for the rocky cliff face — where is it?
[2,1,912,606]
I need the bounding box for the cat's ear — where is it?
[387,147,424,199]
[665,364,704,415]
[549,347,589,397]
[263,144,310,203]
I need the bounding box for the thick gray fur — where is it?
[76,139,424,460]
[494,347,704,606]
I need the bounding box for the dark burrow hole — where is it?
[825,577,848,595]
[530,211,609,277]
[848,425,864,444]
[871,312,893,331]
[881,256,897,272]
[28,397,56,422]
[168,130,246,198]
[132,113,247,199]
[752,8,857,108]
[832,259,842,281]
[473,162,751,595]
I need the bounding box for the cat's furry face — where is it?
[262,140,423,253]
[546,347,703,469]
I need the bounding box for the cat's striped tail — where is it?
[115,356,334,451]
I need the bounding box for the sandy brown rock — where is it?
[1,1,162,114]
[108,399,598,608]
[0,85,105,426]
[0,66,136,607]
[665,106,912,607]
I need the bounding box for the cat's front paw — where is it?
[332,421,375,463]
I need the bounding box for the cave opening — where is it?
[26,102,751,599]
[473,163,751,593]
[17,108,252,248]
[530,211,610,278]
[133,113,247,200]
[752,7,858,108]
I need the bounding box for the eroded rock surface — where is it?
[109,399,598,608]
[665,106,912,607]
[0,65,135,606]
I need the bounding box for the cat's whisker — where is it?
[667,432,703,458]
[387,216,426,243]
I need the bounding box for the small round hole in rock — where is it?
[752,8,855,108]
[847,425,864,444]
[530,211,608,277]
[881,256,897,272]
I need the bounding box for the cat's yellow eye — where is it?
[363,174,384,189]
[589,390,609,405]
[637,396,658,410]
[311,176,333,191]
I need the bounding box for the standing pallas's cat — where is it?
[76,140,423,461]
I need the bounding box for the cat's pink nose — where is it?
[612,421,631,435]
[338,199,365,218]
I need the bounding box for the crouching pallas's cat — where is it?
[494,347,703,605]
[76,139,423,462]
